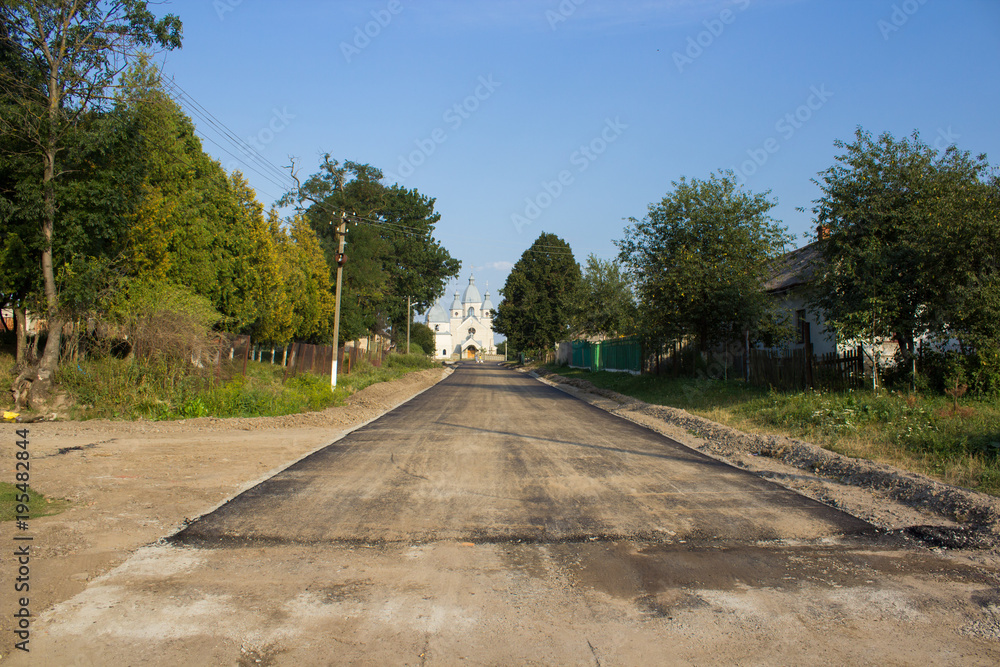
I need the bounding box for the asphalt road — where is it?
[18,364,1000,665]
[175,363,872,548]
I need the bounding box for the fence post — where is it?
[744,330,750,383]
[802,322,814,389]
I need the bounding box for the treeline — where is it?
[1,2,459,407]
[496,128,1000,393]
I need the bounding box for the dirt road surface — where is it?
[4,364,1000,665]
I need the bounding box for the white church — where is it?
[426,275,497,360]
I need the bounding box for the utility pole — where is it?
[406,295,411,355]
[330,210,347,388]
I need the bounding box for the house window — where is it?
[442,349,447,356]
[795,309,808,345]
[434,325,439,331]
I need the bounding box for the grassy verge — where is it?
[0,352,439,421]
[547,365,1000,495]
[0,482,70,522]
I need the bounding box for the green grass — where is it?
[0,482,70,522]
[548,365,1000,495]
[10,351,442,421]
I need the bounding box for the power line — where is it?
[161,78,292,188]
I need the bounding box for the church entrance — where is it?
[465,347,478,359]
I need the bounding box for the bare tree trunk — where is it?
[37,116,62,380]
[14,307,27,365]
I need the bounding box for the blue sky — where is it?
[157,0,1000,315]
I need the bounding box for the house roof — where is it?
[764,242,823,293]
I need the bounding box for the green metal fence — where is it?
[569,337,643,374]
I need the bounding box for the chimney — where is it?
[817,225,830,241]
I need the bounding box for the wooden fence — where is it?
[583,337,867,391]
[282,342,385,380]
[746,346,865,390]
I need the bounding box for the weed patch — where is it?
[39,352,440,421]
[0,482,70,522]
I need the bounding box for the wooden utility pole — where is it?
[406,296,411,355]
[330,211,347,388]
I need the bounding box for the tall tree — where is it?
[283,157,460,344]
[0,0,181,393]
[572,254,637,338]
[809,128,999,373]
[269,213,336,344]
[618,171,792,352]
[494,233,581,352]
[0,15,38,362]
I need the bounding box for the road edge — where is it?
[165,365,457,541]
[524,366,1000,546]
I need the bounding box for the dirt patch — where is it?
[529,369,1000,545]
[0,366,449,659]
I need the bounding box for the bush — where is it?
[403,342,425,355]
[385,352,438,370]
[100,278,221,365]
[916,348,1000,396]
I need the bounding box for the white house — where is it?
[764,242,840,356]
[425,275,496,359]
[764,241,899,363]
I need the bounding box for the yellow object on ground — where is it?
[3,411,19,422]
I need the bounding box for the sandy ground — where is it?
[1,363,999,665]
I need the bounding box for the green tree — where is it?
[283,156,460,344]
[116,61,234,301]
[494,233,581,352]
[618,171,792,352]
[271,214,336,344]
[0,1,181,390]
[115,59,293,342]
[809,128,999,383]
[393,321,434,355]
[573,254,637,338]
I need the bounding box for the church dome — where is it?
[427,302,449,324]
[482,290,494,314]
[462,275,481,304]
[451,291,462,311]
